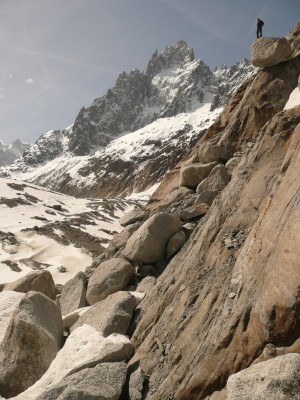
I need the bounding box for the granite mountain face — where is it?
[1,41,254,197]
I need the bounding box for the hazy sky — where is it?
[0,0,299,144]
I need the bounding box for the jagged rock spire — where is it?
[146,40,195,77]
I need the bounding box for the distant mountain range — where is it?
[1,41,255,197]
[0,139,30,167]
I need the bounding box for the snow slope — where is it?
[10,104,221,195]
[0,179,144,284]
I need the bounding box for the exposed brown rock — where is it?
[286,21,300,57]
[179,203,210,220]
[119,209,146,227]
[194,190,219,206]
[131,109,300,399]
[166,231,187,260]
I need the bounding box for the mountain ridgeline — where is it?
[1,41,254,198]
[36,41,252,157]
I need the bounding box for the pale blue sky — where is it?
[0,0,298,144]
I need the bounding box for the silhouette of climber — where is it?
[257,18,264,38]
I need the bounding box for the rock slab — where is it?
[35,362,127,400]
[119,209,146,227]
[60,271,87,316]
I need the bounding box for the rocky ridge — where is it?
[0,22,299,400]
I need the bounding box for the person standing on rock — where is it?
[256,18,264,38]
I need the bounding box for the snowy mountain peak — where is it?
[0,139,30,167]
[1,41,256,196]
[21,130,62,166]
[146,40,194,77]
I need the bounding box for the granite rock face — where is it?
[180,162,219,189]
[133,107,300,399]
[131,28,300,398]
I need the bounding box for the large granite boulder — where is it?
[3,270,56,300]
[180,162,219,189]
[251,37,292,67]
[119,209,146,227]
[0,291,24,343]
[72,291,137,336]
[86,258,135,305]
[197,164,230,192]
[197,143,232,164]
[195,190,219,206]
[122,212,182,264]
[35,362,127,400]
[14,324,133,400]
[60,272,87,316]
[156,187,194,211]
[0,291,63,398]
[227,353,300,399]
